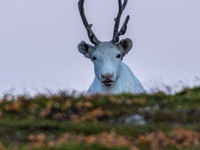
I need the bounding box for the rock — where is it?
[153,105,160,111]
[144,107,151,112]
[124,114,146,126]
[138,105,160,114]
[109,114,129,125]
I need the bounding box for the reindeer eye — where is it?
[116,54,121,58]
[92,57,97,61]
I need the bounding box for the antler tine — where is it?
[112,0,129,43]
[78,0,100,45]
[114,15,130,42]
[122,0,128,11]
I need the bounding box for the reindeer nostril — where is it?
[101,73,114,80]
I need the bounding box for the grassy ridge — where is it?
[0,86,200,150]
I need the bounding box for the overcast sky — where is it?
[0,0,200,96]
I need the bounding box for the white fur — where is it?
[87,62,145,95]
[78,40,145,95]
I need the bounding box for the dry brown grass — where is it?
[25,126,200,150]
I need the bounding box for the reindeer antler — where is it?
[78,0,100,45]
[112,0,130,43]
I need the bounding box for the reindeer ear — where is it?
[78,41,94,59]
[117,38,133,57]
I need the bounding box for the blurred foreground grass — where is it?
[0,86,200,150]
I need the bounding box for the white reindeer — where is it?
[78,0,145,95]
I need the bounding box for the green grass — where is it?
[0,86,200,149]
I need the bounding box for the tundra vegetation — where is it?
[0,85,200,150]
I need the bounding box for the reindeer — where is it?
[78,0,145,95]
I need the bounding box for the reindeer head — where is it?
[78,0,133,87]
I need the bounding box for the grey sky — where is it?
[0,0,200,95]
